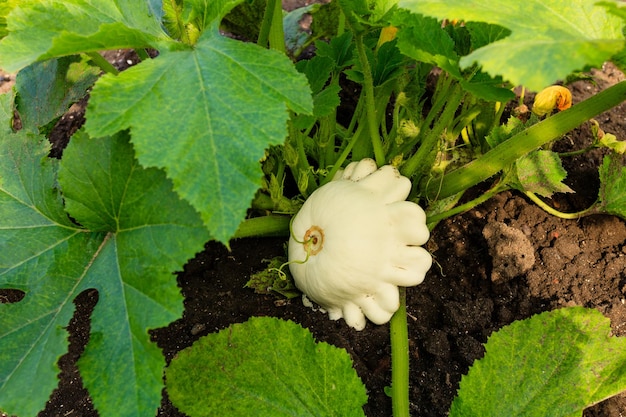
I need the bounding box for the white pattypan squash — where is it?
[288,158,432,330]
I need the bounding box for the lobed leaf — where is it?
[0,128,209,417]
[84,25,313,243]
[450,307,626,417]
[166,317,368,417]
[398,0,625,90]
[0,0,169,72]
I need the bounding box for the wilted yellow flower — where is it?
[532,85,572,116]
[377,26,398,49]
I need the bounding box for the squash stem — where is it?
[354,33,385,166]
[426,183,506,225]
[390,287,410,417]
[233,215,290,239]
[85,52,119,75]
[524,191,598,219]
[257,0,276,48]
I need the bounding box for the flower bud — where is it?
[532,85,572,116]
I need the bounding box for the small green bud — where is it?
[283,141,298,167]
[297,170,309,195]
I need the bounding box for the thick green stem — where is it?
[86,52,119,75]
[390,287,410,417]
[321,123,366,185]
[425,80,626,199]
[233,215,290,239]
[258,0,285,52]
[267,0,286,53]
[257,0,275,47]
[354,33,385,166]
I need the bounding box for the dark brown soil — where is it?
[2,58,625,417]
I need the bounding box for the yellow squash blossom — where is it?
[532,85,572,116]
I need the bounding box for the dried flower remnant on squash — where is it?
[532,85,572,116]
[288,158,432,330]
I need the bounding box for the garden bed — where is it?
[19,63,626,417]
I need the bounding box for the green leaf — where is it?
[0,130,209,417]
[450,307,626,417]
[0,0,169,72]
[84,26,313,243]
[597,152,626,218]
[0,91,14,135]
[166,317,367,417]
[393,11,515,101]
[393,10,460,76]
[15,56,99,132]
[285,4,320,55]
[0,0,17,39]
[510,149,574,198]
[398,0,625,90]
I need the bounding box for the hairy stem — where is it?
[401,77,464,180]
[354,34,385,166]
[390,287,410,417]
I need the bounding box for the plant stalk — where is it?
[524,191,598,219]
[426,183,506,225]
[233,215,290,239]
[390,287,410,417]
[401,77,464,179]
[267,0,286,53]
[354,33,385,166]
[257,0,276,47]
[425,80,626,199]
[86,52,119,75]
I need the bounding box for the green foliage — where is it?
[2,0,626,416]
[0,0,169,72]
[84,25,312,243]
[398,0,625,90]
[597,152,626,218]
[0,129,209,416]
[246,256,300,298]
[15,56,99,133]
[0,0,16,38]
[510,150,574,198]
[166,317,368,416]
[450,307,626,416]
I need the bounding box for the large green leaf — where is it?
[84,25,313,243]
[15,56,100,132]
[450,307,626,416]
[0,0,169,72]
[398,0,625,90]
[166,317,368,417]
[0,130,209,417]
